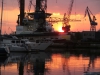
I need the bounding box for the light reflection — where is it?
[0,52,100,75]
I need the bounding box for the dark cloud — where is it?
[1,0,100,14]
[49,0,100,15]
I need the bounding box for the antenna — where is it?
[0,0,4,35]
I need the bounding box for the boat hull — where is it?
[9,46,29,52]
[0,47,9,55]
[31,42,52,51]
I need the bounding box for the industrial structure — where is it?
[84,6,98,31]
[17,0,53,33]
[62,0,74,33]
[16,0,81,34]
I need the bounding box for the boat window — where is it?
[36,40,39,43]
[41,40,43,43]
[11,41,15,43]
[21,41,24,43]
[16,40,20,43]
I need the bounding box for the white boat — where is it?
[0,37,29,52]
[0,35,52,51]
[22,39,53,51]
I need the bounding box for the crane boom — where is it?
[84,6,97,31]
[67,0,74,24]
[62,0,74,33]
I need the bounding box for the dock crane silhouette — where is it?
[84,6,98,31]
[62,0,74,33]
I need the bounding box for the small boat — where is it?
[0,36,30,52]
[0,35,52,51]
[22,39,53,51]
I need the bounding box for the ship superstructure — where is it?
[16,0,81,35]
[14,0,81,42]
[16,12,54,34]
[16,0,54,34]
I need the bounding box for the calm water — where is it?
[0,49,100,75]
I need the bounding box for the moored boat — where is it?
[0,35,52,51]
[23,39,53,51]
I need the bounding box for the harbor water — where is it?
[0,48,100,75]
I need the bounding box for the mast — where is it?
[20,0,25,25]
[62,0,74,33]
[0,0,4,35]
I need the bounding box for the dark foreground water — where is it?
[0,49,100,75]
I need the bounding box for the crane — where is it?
[62,0,74,33]
[84,6,97,31]
[17,0,80,32]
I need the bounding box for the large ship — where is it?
[13,0,71,42]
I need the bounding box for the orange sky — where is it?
[0,0,100,34]
[1,9,100,34]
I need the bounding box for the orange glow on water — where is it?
[1,53,100,75]
[45,54,100,72]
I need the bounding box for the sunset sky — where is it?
[0,0,100,34]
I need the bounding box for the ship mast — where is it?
[0,0,4,35]
[19,0,25,25]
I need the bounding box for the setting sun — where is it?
[59,28,64,32]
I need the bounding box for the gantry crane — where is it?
[84,6,97,31]
[62,0,74,33]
